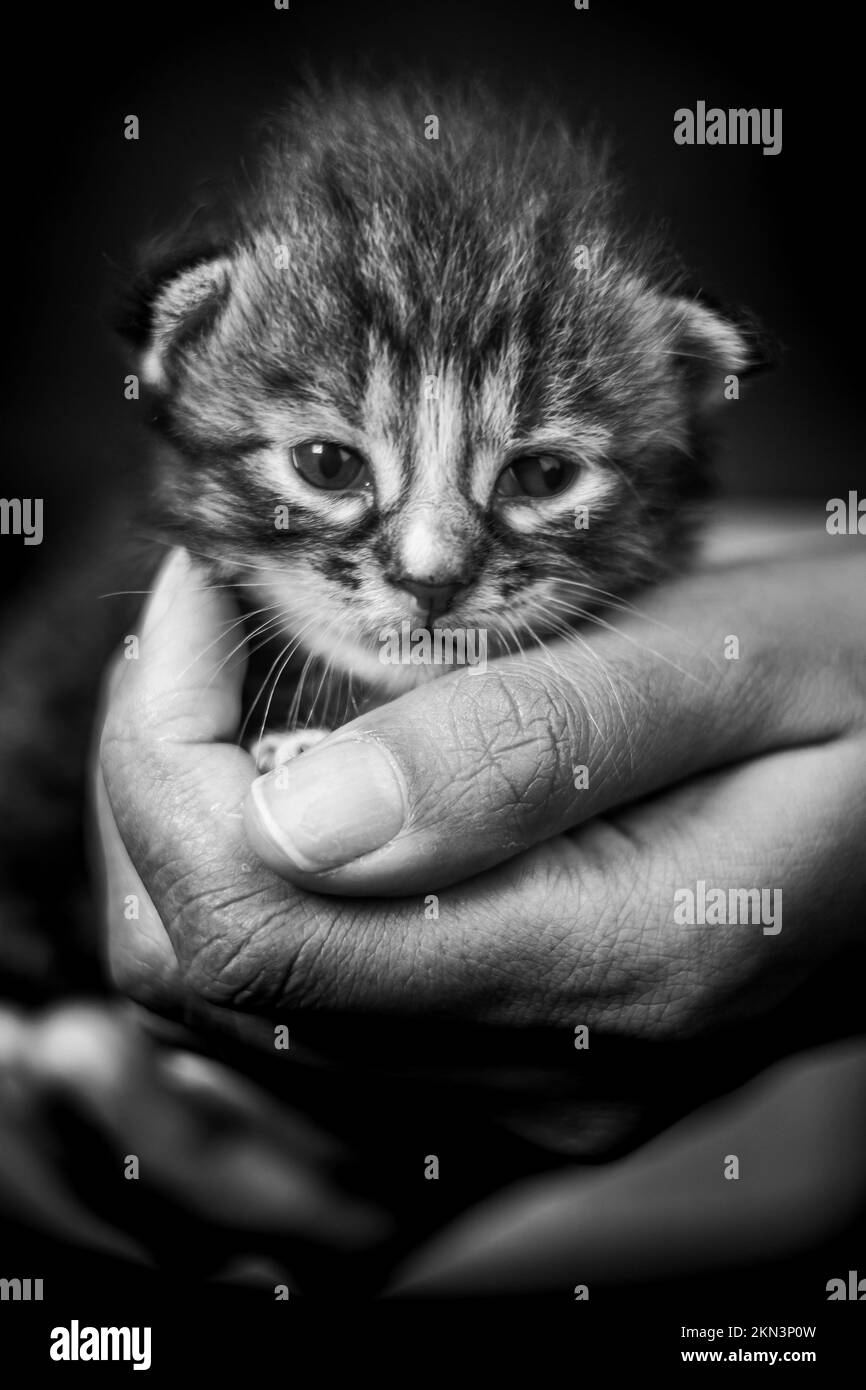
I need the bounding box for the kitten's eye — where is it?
[292,441,369,491]
[495,454,578,499]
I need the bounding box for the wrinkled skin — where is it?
[11,520,860,1289]
[100,541,865,1028]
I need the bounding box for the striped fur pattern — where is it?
[124,82,756,694]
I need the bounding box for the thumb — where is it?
[242,559,846,897]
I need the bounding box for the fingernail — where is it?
[249,738,408,872]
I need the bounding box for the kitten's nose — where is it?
[397,577,464,620]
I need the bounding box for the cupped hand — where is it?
[96,540,866,1154]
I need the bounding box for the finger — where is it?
[98,539,863,1030]
[95,747,293,1047]
[243,552,865,895]
[99,547,281,969]
[155,1050,390,1245]
[94,666,289,1046]
[99,543,257,824]
[0,1006,147,1262]
[113,547,248,743]
[243,734,866,1023]
[16,1005,387,1247]
[100,545,256,864]
[92,740,183,1010]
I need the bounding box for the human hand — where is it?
[97,540,866,1155]
[0,1001,388,1275]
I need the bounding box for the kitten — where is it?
[121,80,764,767]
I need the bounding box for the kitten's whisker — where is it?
[295,613,349,731]
[548,579,713,661]
[245,639,293,755]
[502,617,521,663]
[256,637,307,753]
[302,632,340,731]
[556,625,636,771]
[602,457,643,506]
[312,621,355,727]
[98,585,266,600]
[503,623,608,747]
[271,612,335,735]
[239,616,319,749]
[285,619,340,737]
[543,594,710,690]
[98,589,160,600]
[204,611,287,689]
[495,614,579,693]
[545,576,662,617]
[177,605,281,685]
[523,608,640,749]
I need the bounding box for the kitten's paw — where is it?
[250,729,330,774]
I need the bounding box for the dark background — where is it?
[0,0,864,1340]
[1,0,862,601]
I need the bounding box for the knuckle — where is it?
[167,878,262,972]
[174,883,334,1012]
[178,906,272,1007]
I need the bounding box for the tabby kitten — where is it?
[122,81,761,765]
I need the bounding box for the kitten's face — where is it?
[136,91,750,690]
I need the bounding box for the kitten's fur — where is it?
[121,80,761,745]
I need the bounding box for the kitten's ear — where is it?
[664,291,776,412]
[117,250,233,391]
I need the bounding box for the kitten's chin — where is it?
[319,636,451,694]
[290,623,488,694]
